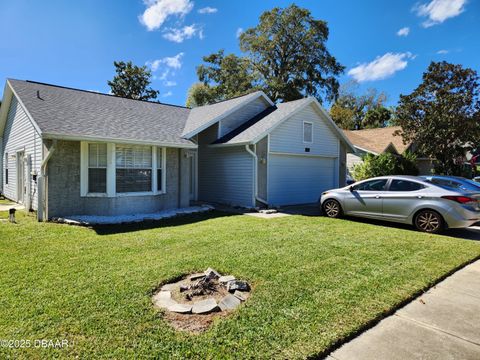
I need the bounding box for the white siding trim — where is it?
[107,143,116,196]
[44,133,197,149]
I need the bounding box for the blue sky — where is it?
[0,0,478,107]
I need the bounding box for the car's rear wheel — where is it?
[322,199,342,218]
[414,210,444,234]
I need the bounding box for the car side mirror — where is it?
[349,186,354,192]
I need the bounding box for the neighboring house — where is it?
[344,126,434,176]
[0,79,354,220]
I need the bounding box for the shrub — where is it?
[352,152,419,181]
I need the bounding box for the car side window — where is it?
[389,180,425,192]
[430,178,462,190]
[431,178,451,187]
[352,179,388,191]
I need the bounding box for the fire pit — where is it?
[152,268,251,317]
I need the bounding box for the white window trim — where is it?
[80,142,167,198]
[303,121,313,144]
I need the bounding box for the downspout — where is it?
[38,139,56,221]
[245,144,268,207]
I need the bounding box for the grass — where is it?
[0,210,479,359]
[0,198,15,205]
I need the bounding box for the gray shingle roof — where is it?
[215,98,311,145]
[181,91,270,138]
[8,79,195,147]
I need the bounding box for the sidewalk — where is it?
[328,260,480,360]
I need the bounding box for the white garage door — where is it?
[268,154,336,206]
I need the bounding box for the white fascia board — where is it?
[208,141,250,148]
[42,133,198,149]
[353,145,379,155]
[249,98,314,145]
[311,98,356,153]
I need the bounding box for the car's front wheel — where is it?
[322,199,342,218]
[414,210,444,234]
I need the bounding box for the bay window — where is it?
[81,142,166,197]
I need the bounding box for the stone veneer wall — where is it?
[46,140,190,218]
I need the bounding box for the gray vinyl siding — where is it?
[46,140,189,218]
[269,103,339,157]
[219,97,270,138]
[198,125,254,207]
[1,96,42,209]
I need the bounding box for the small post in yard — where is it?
[9,208,16,223]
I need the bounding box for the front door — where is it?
[16,151,25,203]
[343,178,388,217]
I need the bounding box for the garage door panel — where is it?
[269,154,336,205]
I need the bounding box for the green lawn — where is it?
[0,210,479,359]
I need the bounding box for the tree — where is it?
[108,61,159,101]
[352,152,418,181]
[239,4,344,103]
[329,82,388,129]
[187,4,344,105]
[186,51,258,107]
[363,106,392,129]
[395,61,480,175]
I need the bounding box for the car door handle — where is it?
[375,195,381,199]
[417,195,423,199]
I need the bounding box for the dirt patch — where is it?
[164,311,230,333]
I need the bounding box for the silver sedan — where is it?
[320,176,480,233]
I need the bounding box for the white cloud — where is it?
[198,6,217,14]
[164,80,177,86]
[348,52,414,82]
[140,0,193,31]
[147,52,184,71]
[163,24,202,42]
[414,0,467,27]
[397,27,410,36]
[162,91,173,97]
[437,49,449,54]
[236,27,244,38]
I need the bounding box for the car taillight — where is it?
[441,195,477,204]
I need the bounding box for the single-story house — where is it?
[0,79,354,220]
[344,126,434,176]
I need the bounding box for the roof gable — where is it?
[4,79,195,148]
[212,97,355,152]
[181,91,274,139]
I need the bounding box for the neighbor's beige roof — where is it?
[343,126,410,154]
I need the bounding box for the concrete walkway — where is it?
[0,202,24,212]
[328,260,480,360]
